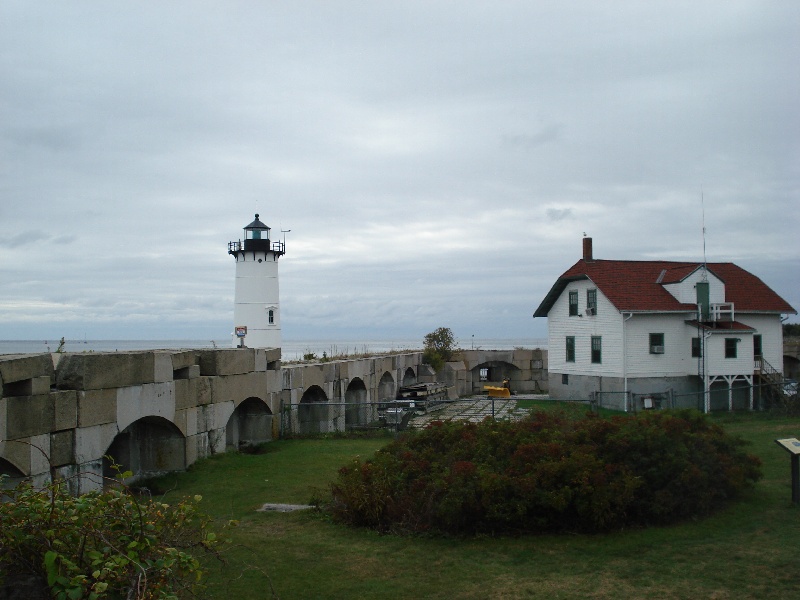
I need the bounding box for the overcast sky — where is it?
[1,1,798,345]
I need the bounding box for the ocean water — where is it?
[0,338,547,361]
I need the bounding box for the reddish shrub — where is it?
[327,409,761,535]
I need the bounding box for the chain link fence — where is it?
[590,379,790,414]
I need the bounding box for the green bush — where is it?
[0,466,225,599]
[422,327,456,373]
[327,410,762,535]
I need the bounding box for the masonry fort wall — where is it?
[1,347,547,492]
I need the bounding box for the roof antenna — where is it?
[700,186,708,282]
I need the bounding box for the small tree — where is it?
[422,327,456,372]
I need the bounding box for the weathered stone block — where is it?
[74,423,118,464]
[79,389,117,428]
[182,407,198,437]
[254,349,268,372]
[213,401,234,431]
[173,408,189,436]
[53,464,80,493]
[215,372,268,405]
[196,377,213,405]
[513,349,534,361]
[153,352,173,383]
[175,377,199,410]
[516,369,534,382]
[0,437,31,473]
[116,382,175,432]
[50,430,74,467]
[174,364,201,380]
[337,361,350,380]
[53,390,78,430]
[5,394,54,439]
[57,352,167,390]
[77,460,104,494]
[282,368,294,390]
[376,357,393,374]
[171,351,199,372]
[2,375,52,398]
[323,362,338,382]
[185,433,207,466]
[299,365,325,389]
[198,349,255,376]
[266,370,282,396]
[0,354,53,386]
[29,433,50,475]
[195,405,213,433]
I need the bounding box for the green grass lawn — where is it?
[149,408,800,599]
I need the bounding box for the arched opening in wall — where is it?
[344,378,369,429]
[298,385,329,435]
[378,372,395,404]
[471,361,521,392]
[226,397,273,450]
[1,457,26,492]
[402,367,416,387]
[103,416,186,485]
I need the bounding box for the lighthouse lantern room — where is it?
[228,214,286,349]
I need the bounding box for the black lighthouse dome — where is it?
[243,214,270,251]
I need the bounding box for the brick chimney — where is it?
[583,236,593,262]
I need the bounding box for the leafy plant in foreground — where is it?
[0,460,225,599]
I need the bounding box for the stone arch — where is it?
[298,385,330,435]
[402,367,416,387]
[471,361,521,393]
[103,416,186,484]
[226,397,273,449]
[344,377,369,428]
[378,371,395,403]
[1,457,26,491]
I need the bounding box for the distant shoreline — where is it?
[0,337,548,360]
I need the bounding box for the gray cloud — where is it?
[1,1,797,343]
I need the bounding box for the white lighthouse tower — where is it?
[228,214,286,349]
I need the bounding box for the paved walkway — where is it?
[408,395,548,428]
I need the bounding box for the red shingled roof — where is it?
[534,259,796,317]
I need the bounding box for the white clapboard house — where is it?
[533,238,796,411]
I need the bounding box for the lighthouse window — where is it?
[252,230,261,239]
[268,309,274,324]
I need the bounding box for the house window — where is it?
[568,290,578,316]
[566,336,575,362]
[591,336,602,364]
[691,337,702,358]
[268,309,275,324]
[586,289,597,315]
[649,333,665,354]
[725,338,738,359]
[753,335,762,358]
[562,373,569,385]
